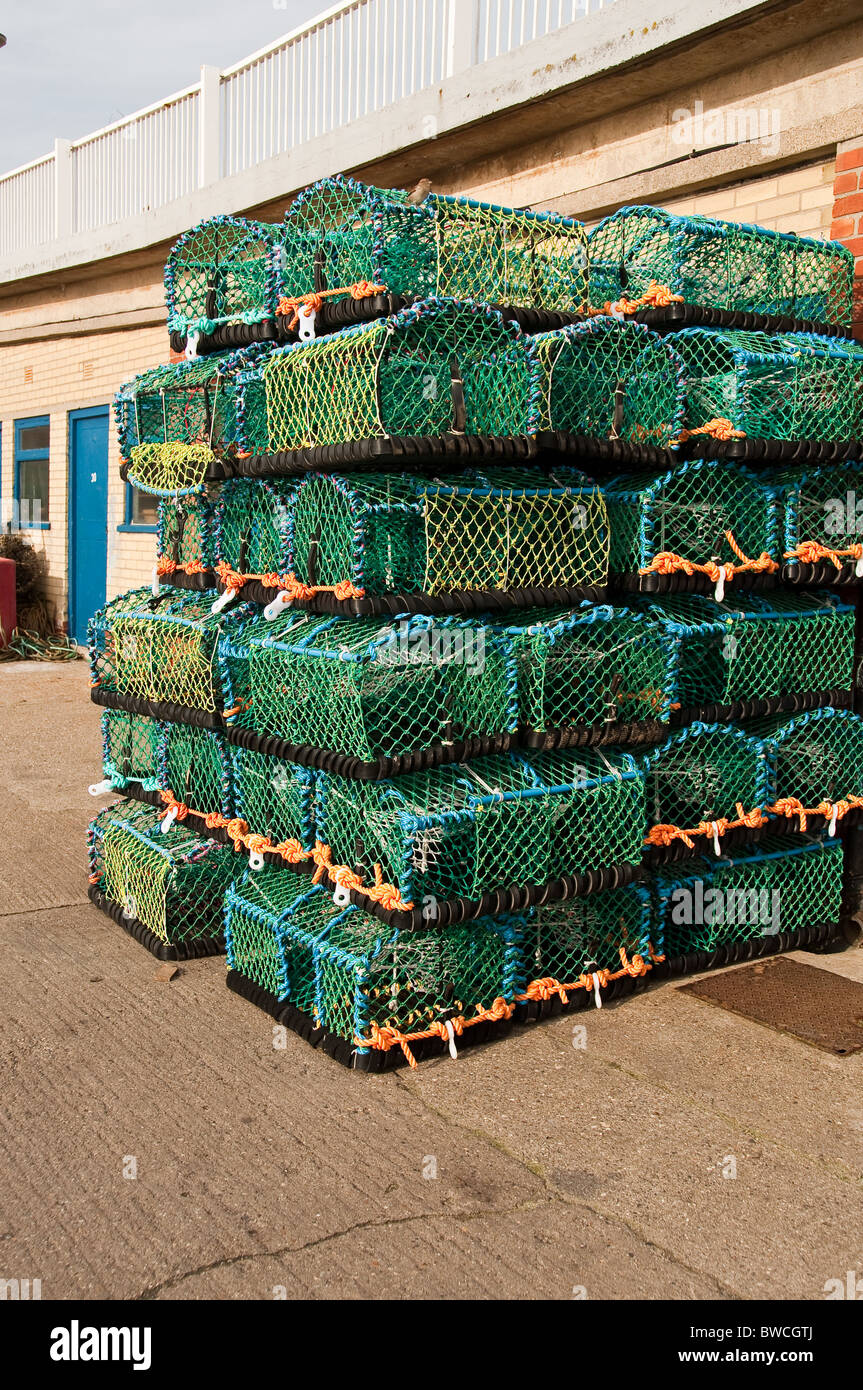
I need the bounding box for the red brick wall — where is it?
[831,140,863,340]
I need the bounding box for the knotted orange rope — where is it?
[595,281,685,316]
[156,557,210,578]
[670,417,746,446]
[277,280,388,330]
[784,541,863,571]
[358,996,517,1069]
[639,529,778,590]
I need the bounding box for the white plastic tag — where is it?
[151,565,161,597]
[184,331,201,361]
[249,850,266,872]
[333,883,352,908]
[298,306,317,342]
[210,588,236,616]
[444,1019,458,1061]
[160,805,179,835]
[89,779,113,798]
[828,804,839,838]
[264,591,293,622]
[714,570,726,603]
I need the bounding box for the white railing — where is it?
[0,153,55,257]
[0,0,617,262]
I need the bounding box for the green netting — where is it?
[158,722,234,817]
[101,710,161,793]
[222,610,518,763]
[604,458,779,580]
[88,800,237,946]
[638,592,855,708]
[315,749,645,908]
[655,835,843,955]
[157,492,219,576]
[225,876,526,1050]
[115,345,273,495]
[287,467,609,598]
[495,603,678,732]
[752,708,863,809]
[230,747,317,850]
[251,300,536,452]
[588,205,854,327]
[88,587,253,713]
[770,459,863,570]
[667,329,863,443]
[165,216,285,335]
[282,175,588,313]
[643,721,770,841]
[524,886,654,980]
[529,316,686,448]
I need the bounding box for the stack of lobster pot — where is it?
[84,178,863,1069]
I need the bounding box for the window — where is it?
[14,416,50,529]
[120,482,159,533]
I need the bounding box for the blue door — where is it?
[68,406,109,642]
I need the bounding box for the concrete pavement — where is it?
[1,662,861,1300]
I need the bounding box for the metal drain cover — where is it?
[679,956,863,1055]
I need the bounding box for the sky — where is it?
[0,0,326,171]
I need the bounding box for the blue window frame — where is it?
[118,482,159,534]
[14,415,50,529]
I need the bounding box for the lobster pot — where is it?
[88,588,251,718]
[101,710,161,794]
[283,468,609,613]
[158,478,296,588]
[588,205,854,331]
[522,886,655,985]
[229,746,317,851]
[238,301,536,460]
[604,459,779,587]
[667,329,863,450]
[752,708,863,813]
[222,609,519,775]
[157,722,234,818]
[654,836,843,956]
[495,603,676,743]
[529,316,686,454]
[115,345,273,495]
[642,722,770,852]
[226,876,526,1065]
[639,592,855,715]
[165,216,286,343]
[281,175,589,317]
[770,460,863,578]
[315,748,645,923]
[88,801,237,950]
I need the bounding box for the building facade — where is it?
[0,0,861,639]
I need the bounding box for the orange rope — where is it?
[784,541,863,570]
[156,557,209,578]
[670,417,746,446]
[277,280,388,330]
[638,529,778,587]
[591,281,685,317]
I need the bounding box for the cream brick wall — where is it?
[662,160,837,236]
[0,322,168,626]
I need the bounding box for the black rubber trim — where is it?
[633,301,853,340]
[158,569,217,593]
[236,580,608,617]
[780,560,862,586]
[223,724,516,780]
[643,821,767,867]
[90,687,225,730]
[226,920,839,1068]
[228,433,538,478]
[610,569,778,597]
[536,430,677,470]
[225,971,516,1070]
[670,688,852,726]
[87,884,224,961]
[679,435,862,464]
[168,320,281,356]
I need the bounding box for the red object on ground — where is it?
[0,558,16,648]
